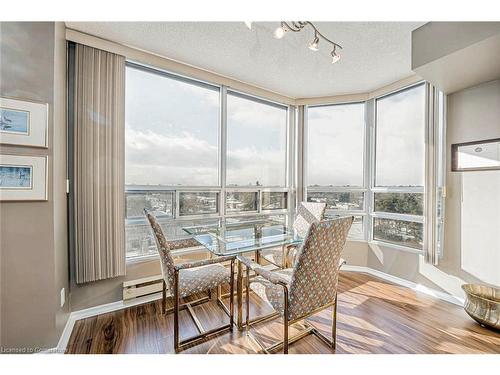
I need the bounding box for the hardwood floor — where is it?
[66,272,500,354]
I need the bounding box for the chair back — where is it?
[144,209,176,290]
[293,202,327,238]
[288,216,353,321]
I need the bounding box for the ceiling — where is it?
[66,22,425,98]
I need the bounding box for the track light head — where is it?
[308,34,320,51]
[331,48,340,64]
[273,25,287,39]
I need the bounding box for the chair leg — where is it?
[283,288,289,354]
[229,260,235,330]
[173,271,180,353]
[245,265,250,332]
[237,260,243,330]
[162,280,166,315]
[332,293,338,350]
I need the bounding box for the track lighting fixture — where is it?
[246,21,342,64]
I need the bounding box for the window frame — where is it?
[368,82,427,251]
[124,62,295,261]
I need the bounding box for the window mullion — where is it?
[366,98,376,242]
[220,86,227,218]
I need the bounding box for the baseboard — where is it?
[57,265,465,353]
[57,291,163,353]
[342,265,465,306]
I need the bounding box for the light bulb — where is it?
[273,26,286,39]
[308,35,319,51]
[244,21,253,30]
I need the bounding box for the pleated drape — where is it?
[74,44,126,283]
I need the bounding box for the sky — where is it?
[125,66,287,187]
[307,84,425,187]
[125,66,424,188]
[375,84,425,187]
[307,102,365,186]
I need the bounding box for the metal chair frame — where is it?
[243,262,343,354]
[169,259,235,353]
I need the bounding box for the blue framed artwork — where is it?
[0,155,47,201]
[0,97,48,148]
[0,165,32,189]
[0,108,30,135]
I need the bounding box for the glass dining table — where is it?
[183,217,303,329]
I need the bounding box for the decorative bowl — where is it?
[462,284,500,330]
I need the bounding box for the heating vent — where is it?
[123,275,165,301]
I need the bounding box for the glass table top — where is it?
[182,218,303,256]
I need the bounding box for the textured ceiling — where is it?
[66,22,425,98]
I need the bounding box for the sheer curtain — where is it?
[73,43,126,283]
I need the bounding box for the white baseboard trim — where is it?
[342,265,465,307]
[57,291,163,353]
[56,265,465,353]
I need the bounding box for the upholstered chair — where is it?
[238,216,353,354]
[259,202,326,268]
[144,209,235,353]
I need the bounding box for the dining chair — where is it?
[259,202,327,268]
[144,209,235,353]
[238,216,353,354]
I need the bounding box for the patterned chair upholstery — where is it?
[239,216,353,354]
[144,209,235,352]
[259,202,326,268]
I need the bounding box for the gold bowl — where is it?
[462,284,500,330]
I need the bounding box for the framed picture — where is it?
[0,97,48,148]
[0,155,48,201]
[452,138,500,172]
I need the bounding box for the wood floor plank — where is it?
[66,272,500,354]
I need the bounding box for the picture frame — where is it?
[0,97,48,148]
[0,154,48,201]
[451,138,500,172]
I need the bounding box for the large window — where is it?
[125,65,220,187]
[125,65,291,259]
[372,83,426,249]
[305,83,427,249]
[226,92,288,187]
[306,102,366,239]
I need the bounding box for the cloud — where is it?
[125,128,286,187]
[125,128,219,186]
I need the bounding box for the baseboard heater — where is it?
[123,275,166,301]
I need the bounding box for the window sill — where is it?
[126,246,208,265]
[368,240,424,255]
[126,253,159,265]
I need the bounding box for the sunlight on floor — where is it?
[347,281,431,307]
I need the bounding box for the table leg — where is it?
[237,259,243,330]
